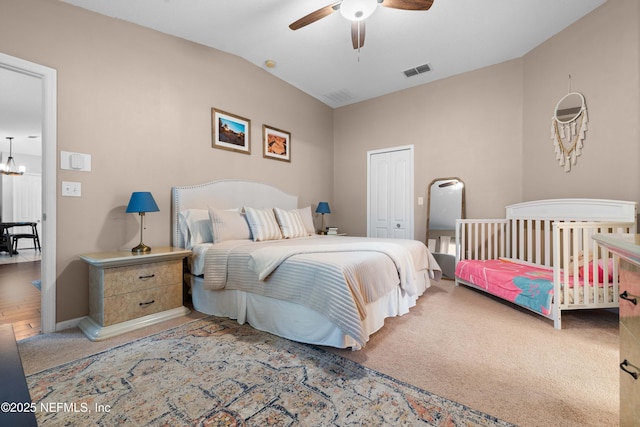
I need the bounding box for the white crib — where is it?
[455,199,637,328]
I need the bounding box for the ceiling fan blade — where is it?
[289,2,341,30]
[380,0,434,11]
[351,21,365,49]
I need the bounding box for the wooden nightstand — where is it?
[78,246,191,341]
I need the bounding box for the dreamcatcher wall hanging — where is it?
[550,88,588,172]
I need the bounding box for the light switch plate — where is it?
[62,181,81,197]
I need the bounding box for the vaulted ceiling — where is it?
[62,0,606,108]
[0,0,607,155]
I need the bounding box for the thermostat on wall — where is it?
[60,151,91,172]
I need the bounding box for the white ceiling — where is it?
[0,0,607,155]
[60,0,606,108]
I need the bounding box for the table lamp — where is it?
[315,202,331,234]
[126,191,159,253]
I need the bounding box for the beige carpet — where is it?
[19,279,619,427]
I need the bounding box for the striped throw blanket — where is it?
[201,236,440,346]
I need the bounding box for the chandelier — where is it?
[1,137,25,176]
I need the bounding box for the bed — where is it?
[455,199,637,328]
[171,179,442,349]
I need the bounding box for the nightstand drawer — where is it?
[101,260,182,297]
[103,283,182,326]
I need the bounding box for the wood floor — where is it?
[0,260,41,341]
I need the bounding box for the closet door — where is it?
[367,146,414,239]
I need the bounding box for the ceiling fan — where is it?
[289,0,434,50]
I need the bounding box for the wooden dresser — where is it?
[593,234,640,426]
[78,246,191,341]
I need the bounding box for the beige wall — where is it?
[522,0,640,201]
[333,58,524,240]
[0,0,334,322]
[333,0,640,240]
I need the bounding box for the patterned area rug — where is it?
[27,317,514,426]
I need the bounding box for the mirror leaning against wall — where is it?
[426,177,465,279]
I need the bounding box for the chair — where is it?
[0,226,12,256]
[11,223,41,253]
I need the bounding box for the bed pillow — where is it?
[208,207,251,243]
[178,209,213,249]
[296,206,316,235]
[244,207,283,241]
[274,207,308,239]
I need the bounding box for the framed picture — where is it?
[263,124,291,162]
[212,108,251,154]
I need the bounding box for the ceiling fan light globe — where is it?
[340,0,377,21]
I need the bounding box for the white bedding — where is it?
[190,274,429,349]
[190,236,441,348]
[171,179,442,349]
[248,240,420,295]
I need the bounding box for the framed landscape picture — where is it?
[212,108,251,154]
[263,124,291,162]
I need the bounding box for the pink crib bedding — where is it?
[455,259,555,315]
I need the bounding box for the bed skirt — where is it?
[189,270,430,350]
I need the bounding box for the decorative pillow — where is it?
[274,207,308,239]
[296,206,316,235]
[243,207,283,241]
[578,259,615,283]
[178,209,213,249]
[208,207,251,243]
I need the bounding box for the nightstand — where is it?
[78,246,191,341]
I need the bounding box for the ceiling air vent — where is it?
[403,63,431,78]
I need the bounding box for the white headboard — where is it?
[171,179,298,248]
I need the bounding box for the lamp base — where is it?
[131,242,151,253]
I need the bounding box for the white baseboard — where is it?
[56,316,84,332]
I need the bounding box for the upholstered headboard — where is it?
[171,179,298,248]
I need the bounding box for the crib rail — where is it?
[456,217,560,264]
[553,221,635,310]
[457,218,635,266]
[456,219,509,262]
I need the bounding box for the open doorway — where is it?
[0,52,57,338]
[0,67,43,339]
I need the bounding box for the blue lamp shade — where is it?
[126,192,159,214]
[315,202,331,214]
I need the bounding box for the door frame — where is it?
[0,52,57,334]
[366,144,415,238]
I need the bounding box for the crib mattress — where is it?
[455,259,555,315]
[455,259,617,316]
